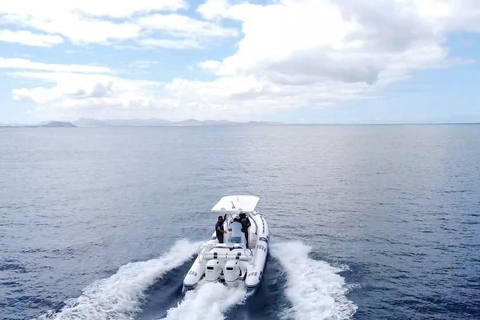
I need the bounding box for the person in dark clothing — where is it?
[239,213,251,248]
[215,215,227,243]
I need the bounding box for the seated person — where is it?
[228,218,243,244]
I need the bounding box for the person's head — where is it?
[218,215,223,222]
[239,213,246,218]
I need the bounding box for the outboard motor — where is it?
[224,260,242,285]
[205,260,222,282]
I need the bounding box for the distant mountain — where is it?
[38,121,76,127]
[0,121,76,128]
[247,121,284,126]
[72,118,281,127]
[72,118,105,127]
[174,119,243,126]
[73,118,171,127]
[1,118,282,128]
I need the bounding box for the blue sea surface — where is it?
[1,125,479,319]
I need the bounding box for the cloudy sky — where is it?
[1,0,479,124]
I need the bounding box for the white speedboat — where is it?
[183,195,269,292]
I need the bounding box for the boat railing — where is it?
[198,243,253,263]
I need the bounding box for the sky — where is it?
[1,0,480,124]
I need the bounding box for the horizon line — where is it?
[2,120,480,127]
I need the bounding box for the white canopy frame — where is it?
[211,195,259,214]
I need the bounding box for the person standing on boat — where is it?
[215,215,227,243]
[228,217,243,244]
[239,212,251,248]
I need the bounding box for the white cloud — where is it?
[0,57,111,73]
[138,38,202,49]
[0,0,187,18]
[13,73,118,104]
[199,60,222,72]
[76,0,187,17]
[0,30,64,47]
[184,0,479,114]
[2,14,142,44]
[0,0,235,46]
[138,13,238,39]
[197,0,454,84]
[4,0,480,121]
[11,71,172,119]
[11,65,375,121]
[197,0,230,20]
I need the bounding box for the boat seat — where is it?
[204,247,236,260]
[226,252,250,261]
[204,251,222,260]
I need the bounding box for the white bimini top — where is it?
[211,195,259,213]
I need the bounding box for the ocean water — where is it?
[1,125,479,320]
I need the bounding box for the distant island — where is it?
[71,118,282,127]
[0,118,282,128]
[0,121,77,128]
[39,121,77,127]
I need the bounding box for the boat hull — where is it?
[183,211,269,290]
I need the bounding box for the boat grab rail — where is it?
[198,243,253,263]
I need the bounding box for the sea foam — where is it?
[38,239,200,320]
[161,282,246,320]
[272,242,357,320]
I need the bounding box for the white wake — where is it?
[272,242,357,320]
[38,239,200,320]
[161,282,246,320]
